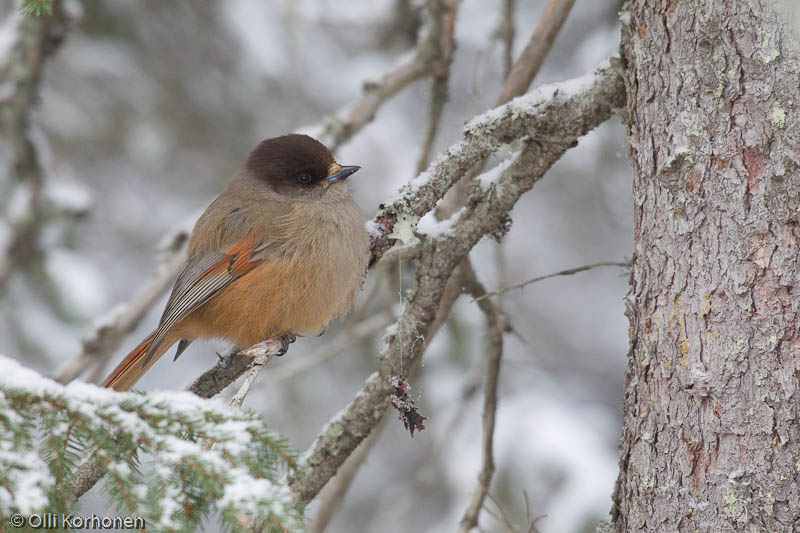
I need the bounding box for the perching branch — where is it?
[72,334,296,500]
[228,336,293,407]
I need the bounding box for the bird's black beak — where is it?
[327,165,360,184]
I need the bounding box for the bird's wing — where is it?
[142,234,267,366]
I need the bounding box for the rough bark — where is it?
[614,1,800,531]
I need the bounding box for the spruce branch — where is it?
[0,355,303,531]
[20,0,54,17]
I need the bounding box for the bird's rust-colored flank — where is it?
[102,134,369,391]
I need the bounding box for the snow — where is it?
[476,150,519,191]
[465,59,612,133]
[45,179,94,215]
[364,219,383,240]
[0,355,294,522]
[0,442,53,515]
[383,140,467,207]
[416,206,465,239]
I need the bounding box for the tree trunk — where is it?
[614,1,800,531]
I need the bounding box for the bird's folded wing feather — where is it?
[142,235,264,366]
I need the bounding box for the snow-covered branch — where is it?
[289,59,626,504]
[0,355,302,531]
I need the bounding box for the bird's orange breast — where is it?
[175,198,368,348]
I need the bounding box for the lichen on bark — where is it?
[614,1,800,531]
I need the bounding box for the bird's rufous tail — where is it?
[101,332,174,391]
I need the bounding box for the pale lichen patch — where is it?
[757,28,780,63]
[771,103,786,128]
[387,212,420,245]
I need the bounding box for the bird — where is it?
[102,134,369,391]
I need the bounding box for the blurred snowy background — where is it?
[0,0,630,531]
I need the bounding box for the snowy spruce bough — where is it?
[0,356,304,532]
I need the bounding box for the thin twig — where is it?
[458,262,504,532]
[318,0,459,152]
[473,261,630,303]
[485,492,518,532]
[416,73,449,175]
[498,0,516,78]
[415,0,458,174]
[228,339,284,407]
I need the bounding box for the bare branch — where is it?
[415,0,458,174]
[318,0,459,152]
[497,0,516,78]
[228,337,290,408]
[485,492,519,532]
[473,260,631,303]
[495,0,575,106]
[458,263,504,532]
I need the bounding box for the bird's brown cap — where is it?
[244,134,359,194]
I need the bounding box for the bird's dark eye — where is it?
[297,172,312,184]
